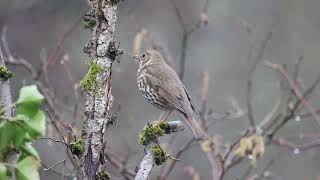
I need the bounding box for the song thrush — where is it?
[134,49,207,140]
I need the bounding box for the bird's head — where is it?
[133,49,164,68]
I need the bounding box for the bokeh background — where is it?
[1,0,320,179]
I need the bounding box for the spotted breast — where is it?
[137,68,168,109]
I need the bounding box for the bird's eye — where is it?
[141,53,146,58]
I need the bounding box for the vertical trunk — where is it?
[82,0,120,179]
[0,46,18,179]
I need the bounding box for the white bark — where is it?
[82,1,120,179]
[0,41,18,180]
[0,46,12,117]
[135,144,155,180]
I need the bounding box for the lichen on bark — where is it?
[81,0,122,179]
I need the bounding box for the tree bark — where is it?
[0,44,18,180]
[82,1,121,179]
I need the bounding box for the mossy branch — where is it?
[135,121,184,180]
[0,65,13,81]
[139,121,184,145]
[70,139,85,158]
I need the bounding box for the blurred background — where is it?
[1,0,320,179]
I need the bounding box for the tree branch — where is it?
[262,61,320,127]
[135,121,185,180]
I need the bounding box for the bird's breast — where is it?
[137,73,168,109]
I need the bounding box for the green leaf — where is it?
[15,85,46,139]
[17,85,44,106]
[0,164,9,180]
[23,110,46,139]
[17,85,44,117]
[16,156,40,180]
[20,143,39,160]
[0,122,26,152]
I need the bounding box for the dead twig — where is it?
[262,61,320,127]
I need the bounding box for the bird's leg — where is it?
[158,110,172,122]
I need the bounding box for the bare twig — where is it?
[272,137,320,152]
[38,137,68,146]
[159,138,195,180]
[45,17,82,69]
[44,159,66,171]
[46,111,80,176]
[262,61,320,127]
[104,151,135,179]
[258,80,283,131]
[169,0,210,79]
[169,0,187,32]
[246,30,273,128]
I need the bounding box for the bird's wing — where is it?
[183,86,200,114]
[144,65,189,115]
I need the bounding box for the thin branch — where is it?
[38,137,68,146]
[272,137,320,152]
[45,17,82,69]
[159,138,195,180]
[44,159,66,171]
[42,162,74,178]
[169,0,187,32]
[258,80,283,131]
[104,152,135,179]
[262,61,320,127]
[246,30,273,128]
[169,0,210,79]
[46,111,80,176]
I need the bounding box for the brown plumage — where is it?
[134,49,207,140]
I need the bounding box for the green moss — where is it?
[139,121,172,145]
[139,123,163,145]
[70,139,85,157]
[80,60,103,91]
[83,5,97,30]
[0,66,13,81]
[97,171,110,180]
[84,20,96,29]
[158,121,171,134]
[151,144,166,166]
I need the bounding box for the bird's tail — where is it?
[185,116,208,141]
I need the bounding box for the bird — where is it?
[133,49,207,140]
